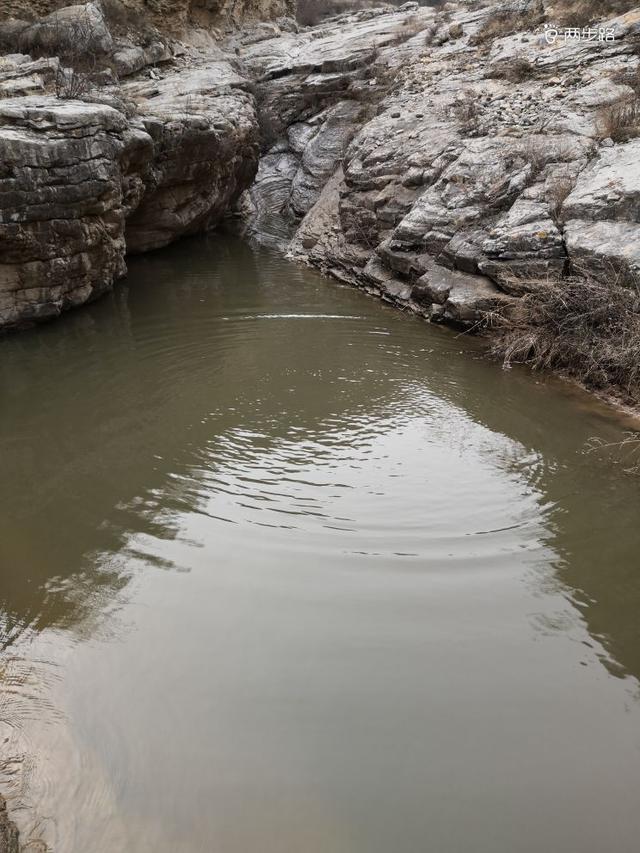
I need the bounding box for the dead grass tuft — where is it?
[546,176,574,224]
[450,89,481,129]
[553,0,638,27]
[491,55,536,83]
[596,97,640,142]
[612,65,640,96]
[472,4,544,45]
[488,271,640,402]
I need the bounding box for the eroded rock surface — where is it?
[239,0,640,326]
[0,0,295,32]
[3,0,640,332]
[0,98,133,326]
[0,23,261,327]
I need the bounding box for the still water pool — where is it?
[1,234,640,852]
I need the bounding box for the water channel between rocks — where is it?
[1,234,639,853]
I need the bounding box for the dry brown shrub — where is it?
[612,65,640,96]
[596,98,640,142]
[553,0,637,27]
[491,55,536,82]
[488,271,640,402]
[472,4,544,45]
[546,176,574,224]
[450,89,481,128]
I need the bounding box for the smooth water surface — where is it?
[1,234,640,852]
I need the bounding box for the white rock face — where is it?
[249,1,640,325]
[564,219,640,284]
[563,140,640,222]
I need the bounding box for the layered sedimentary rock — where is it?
[3,0,640,332]
[0,98,134,326]
[0,34,260,327]
[236,0,640,326]
[0,0,295,31]
[122,65,259,252]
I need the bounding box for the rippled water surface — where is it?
[1,235,640,852]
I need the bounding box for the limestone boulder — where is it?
[19,2,113,58]
[562,139,640,222]
[0,97,149,328]
[564,219,640,285]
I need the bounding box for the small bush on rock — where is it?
[596,98,640,142]
[552,0,638,27]
[489,272,640,402]
[472,3,544,45]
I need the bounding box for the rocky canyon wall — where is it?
[0,0,296,30]
[2,0,640,342]
[0,0,269,327]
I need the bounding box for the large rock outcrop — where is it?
[122,64,259,252]
[0,0,295,32]
[0,98,135,326]
[3,0,640,333]
[0,42,260,327]
[235,0,640,326]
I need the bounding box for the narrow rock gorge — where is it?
[1,0,640,336]
[0,0,640,340]
[3,4,640,851]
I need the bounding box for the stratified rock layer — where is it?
[0,99,133,326]
[238,1,640,326]
[3,0,640,331]
[0,51,260,327]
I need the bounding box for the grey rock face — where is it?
[562,140,640,222]
[19,2,114,57]
[0,12,262,328]
[0,98,133,328]
[111,41,173,78]
[290,100,364,216]
[564,219,640,285]
[249,2,640,327]
[122,65,260,253]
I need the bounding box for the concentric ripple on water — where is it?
[1,234,640,853]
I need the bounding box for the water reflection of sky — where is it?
[1,234,640,852]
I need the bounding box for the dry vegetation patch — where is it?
[552,0,639,27]
[488,272,640,402]
[472,3,545,45]
[596,97,640,142]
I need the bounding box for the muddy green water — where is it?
[1,235,640,853]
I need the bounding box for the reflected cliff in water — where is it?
[1,234,638,678]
